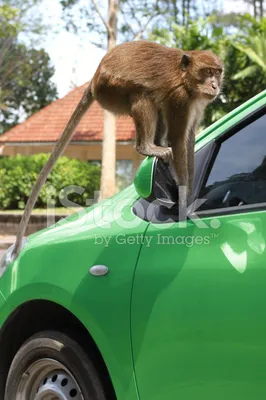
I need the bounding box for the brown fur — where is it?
[13,40,223,258]
[92,41,223,194]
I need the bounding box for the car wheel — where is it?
[4,330,107,400]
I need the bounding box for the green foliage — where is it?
[151,14,266,128]
[0,154,101,210]
[0,3,58,133]
[232,32,266,78]
[0,4,21,37]
[0,44,58,133]
[2,0,45,40]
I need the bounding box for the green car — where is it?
[1,90,266,400]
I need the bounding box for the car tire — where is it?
[4,330,107,400]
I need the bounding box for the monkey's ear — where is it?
[180,53,191,70]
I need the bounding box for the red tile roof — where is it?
[0,83,136,143]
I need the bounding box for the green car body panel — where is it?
[0,186,147,400]
[132,211,266,399]
[0,89,266,399]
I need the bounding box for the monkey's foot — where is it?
[156,146,173,161]
[137,145,173,161]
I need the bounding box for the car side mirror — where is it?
[134,157,179,206]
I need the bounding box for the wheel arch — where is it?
[0,299,116,399]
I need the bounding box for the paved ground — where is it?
[0,249,5,259]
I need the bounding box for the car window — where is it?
[199,112,266,211]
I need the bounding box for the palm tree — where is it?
[232,33,266,79]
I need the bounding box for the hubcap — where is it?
[16,359,84,400]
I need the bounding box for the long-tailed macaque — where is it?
[13,40,223,257]
[93,41,223,192]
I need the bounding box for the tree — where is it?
[2,0,44,40]
[232,33,266,79]
[97,0,118,200]
[243,0,264,19]
[156,0,220,29]
[60,0,162,199]
[231,16,266,78]
[0,3,58,133]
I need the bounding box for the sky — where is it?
[39,0,250,99]
[39,0,106,98]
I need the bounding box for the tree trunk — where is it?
[259,0,263,18]
[187,0,191,21]
[172,0,179,25]
[253,0,257,18]
[182,0,186,25]
[99,0,119,200]
[101,109,116,199]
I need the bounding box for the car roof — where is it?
[196,89,266,151]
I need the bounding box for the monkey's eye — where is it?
[215,70,221,76]
[205,68,213,76]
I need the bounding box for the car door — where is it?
[131,111,266,400]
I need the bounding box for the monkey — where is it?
[13,40,223,258]
[92,41,223,193]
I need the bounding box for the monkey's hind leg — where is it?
[131,96,173,161]
[165,104,190,195]
[155,110,168,147]
[187,127,195,197]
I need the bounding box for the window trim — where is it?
[192,140,216,202]
[195,202,266,218]
[195,105,266,218]
[213,105,266,144]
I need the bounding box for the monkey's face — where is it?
[181,51,224,101]
[196,67,223,100]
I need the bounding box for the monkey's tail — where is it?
[13,82,94,259]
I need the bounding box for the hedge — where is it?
[0,154,101,210]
